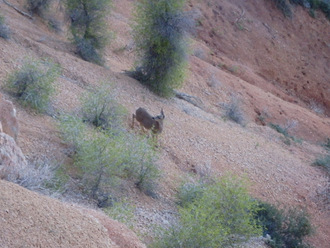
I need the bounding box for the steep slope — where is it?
[0,0,329,247]
[0,180,116,248]
[193,0,330,117]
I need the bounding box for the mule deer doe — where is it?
[132,108,165,137]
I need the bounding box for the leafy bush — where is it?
[152,176,262,248]
[176,181,205,207]
[59,114,160,201]
[271,0,293,17]
[6,58,60,112]
[223,96,245,125]
[66,0,112,65]
[313,154,330,173]
[131,0,194,97]
[26,0,53,16]
[0,14,10,39]
[256,202,313,248]
[81,84,126,131]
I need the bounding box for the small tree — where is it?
[132,0,194,97]
[66,0,112,65]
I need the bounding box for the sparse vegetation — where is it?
[270,0,330,20]
[324,138,330,149]
[313,154,330,173]
[269,122,301,145]
[152,176,262,248]
[131,0,194,97]
[0,14,11,39]
[271,0,293,17]
[66,0,113,65]
[26,0,53,16]
[104,198,136,227]
[269,123,289,137]
[223,96,246,125]
[59,112,160,203]
[176,180,206,207]
[80,84,126,131]
[47,17,62,33]
[4,159,59,195]
[256,201,313,248]
[6,58,60,112]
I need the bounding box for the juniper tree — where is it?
[66,0,112,65]
[132,0,194,97]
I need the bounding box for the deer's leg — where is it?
[132,114,136,128]
[151,133,160,148]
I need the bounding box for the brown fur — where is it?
[132,108,165,135]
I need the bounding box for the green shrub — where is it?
[313,154,330,173]
[319,1,330,19]
[323,138,330,149]
[26,0,53,16]
[59,114,160,200]
[272,0,293,17]
[289,0,330,20]
[131,0,194,97]
[6,58,60,112]
[120,132,160,197]
[66,0,113,65]
[0,14,10,39]
[81,84,126,131]
[176,180,209,208]
[152,176,262,248]
[256,202,313,248]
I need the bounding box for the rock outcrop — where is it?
[0,132,27,180]
[0,94,19,141]
[0,180,116,248]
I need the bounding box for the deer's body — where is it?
[0,96,19,141]
[132,108,165,135]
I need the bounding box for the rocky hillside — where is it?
[0,0,329,247]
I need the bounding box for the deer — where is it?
[132,108,165,138]
[0,96,19,142]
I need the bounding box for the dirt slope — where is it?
[0,0,329,247]
[0,180,116,248]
